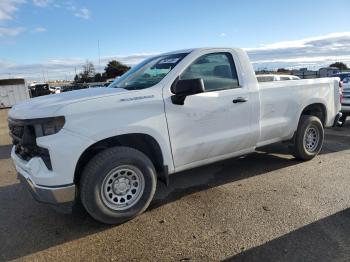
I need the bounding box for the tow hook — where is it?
[333,112,343,127]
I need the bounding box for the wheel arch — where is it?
[74,133,168,185]
[300,103,327,126]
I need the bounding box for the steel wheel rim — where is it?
[304,125,320,153]
[101,165,145,211]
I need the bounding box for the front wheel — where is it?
[289,115,324,160]
[80,146,157,224]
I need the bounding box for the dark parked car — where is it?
[29,83,51,97]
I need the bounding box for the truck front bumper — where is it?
[12,147,76,205]
[17,174,76,205]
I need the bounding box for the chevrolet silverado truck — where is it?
[8,48,342,224]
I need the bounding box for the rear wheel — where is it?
[80,146,157,224]
[289,115,324,160]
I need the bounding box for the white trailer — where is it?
[0,79,30,108]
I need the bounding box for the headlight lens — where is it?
[33,116,65,137]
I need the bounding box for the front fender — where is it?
[56,89,175,173]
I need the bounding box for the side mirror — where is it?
[171,78,205,105]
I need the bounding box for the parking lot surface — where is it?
[1,108,350,261]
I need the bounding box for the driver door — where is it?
[164,51,255,170]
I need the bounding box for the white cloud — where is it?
[0,1,25,38]
[0,59,15,68]
[0,27,25,37]
[74,8,91,19]
[249,32,350,51]
[32,0,52,7]
[2,32,350,80]
[0,54,154,80]
[220,33,226,37]
[100,53,157,66]
[67,5,76,11]
[0,0,25,21]
[246,32,350,69]
[33,26,46,33]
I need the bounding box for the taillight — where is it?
[339,81,343,104]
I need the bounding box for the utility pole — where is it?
[98,40,101,69]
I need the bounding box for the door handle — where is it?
[232,97,248,103]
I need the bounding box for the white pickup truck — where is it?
[8,48,342,224]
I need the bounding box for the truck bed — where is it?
[257,78,341,146]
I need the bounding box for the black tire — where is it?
[289,115,324,160]
[80,146,157,224]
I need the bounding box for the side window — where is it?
[180,52,239,91]
[257,76,274,82]
[280,76,291,81]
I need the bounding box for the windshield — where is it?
[109,53,189,90]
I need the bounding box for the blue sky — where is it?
[1,0,350,80]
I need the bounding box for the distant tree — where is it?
[80,60,96,82]
[277,68,291,73]
[94,73,103,82]
[74,74,80,82]
[329,62,349,71]
[104,60,130,79]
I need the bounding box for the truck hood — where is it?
[9,88,128,119]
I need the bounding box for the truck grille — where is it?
[8,118,52,170]
[9,125,24,139]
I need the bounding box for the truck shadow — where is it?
[151,150,301,210]
[223,207,350,262]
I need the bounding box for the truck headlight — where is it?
[33,116,65,137]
